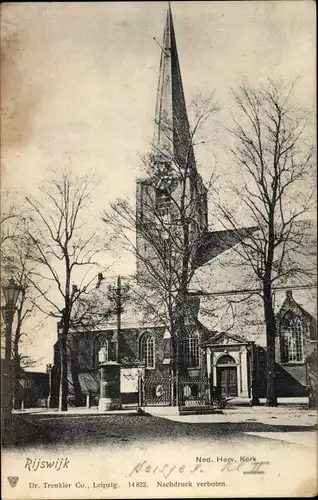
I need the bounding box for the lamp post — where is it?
[1,277,22,446]
[46,363,53,409]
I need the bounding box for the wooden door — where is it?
[218,366,238,397]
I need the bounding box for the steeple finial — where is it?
[153,3,196,172]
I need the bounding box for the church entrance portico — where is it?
[204,332,255,399]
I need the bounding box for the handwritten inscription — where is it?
[128,460,204,479]
[128,456,270,480]
[221,461,270,474]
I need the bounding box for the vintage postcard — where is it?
[1,1,317,499]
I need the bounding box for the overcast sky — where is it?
[1,1,316,370]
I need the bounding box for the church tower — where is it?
[136,3,208,283]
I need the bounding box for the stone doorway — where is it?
[216,354,238,397]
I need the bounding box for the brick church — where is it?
[50,4,316,407]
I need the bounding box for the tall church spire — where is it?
[153,3,196,172]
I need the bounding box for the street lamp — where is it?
[2,277,22,446]
[2,277,22,359]
[46,363,53,409]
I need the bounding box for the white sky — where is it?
[1,1,316,370]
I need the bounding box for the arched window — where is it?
[140,333,155,369]
[217,354,236,365]
[186,333,200,368]
[280,312,304,363]
[155,188,170,217]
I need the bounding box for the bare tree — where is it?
[104,94,219,395]
[25,167,111,411]
[216,79,315,406]
[1,205,49,410]
[2,235,40,401]
[0,190,22,246]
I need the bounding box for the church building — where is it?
[50,4,316,408]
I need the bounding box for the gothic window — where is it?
[280,312,304,363]
[185,333,200,368]
[155,188,170,218]
[140,332,155,369]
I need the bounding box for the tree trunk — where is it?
[173,295,187,373]
[171,298,187,406]
[13,340,20,410]
[59,262,71,412]
[13,351,20,410]
[170,331,178,406]
[263,289,278,407]
[70,346,83,407]
[58,326,68,411]
[13,307,23,410]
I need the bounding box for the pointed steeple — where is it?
[153,3,196,172]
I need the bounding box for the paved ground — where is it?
[8,405,317,450]
[245,431,316,448]
[3,408,317,499]
[152,406,317,427]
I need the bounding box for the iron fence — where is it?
[178,376,210,407]
[141,376,173,406]
[140,374,211,407]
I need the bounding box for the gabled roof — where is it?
[201,330,253,347]
[190,219,317,294]
[197,287,317,346]
[195,227,258,267]
[276,289,317,323]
